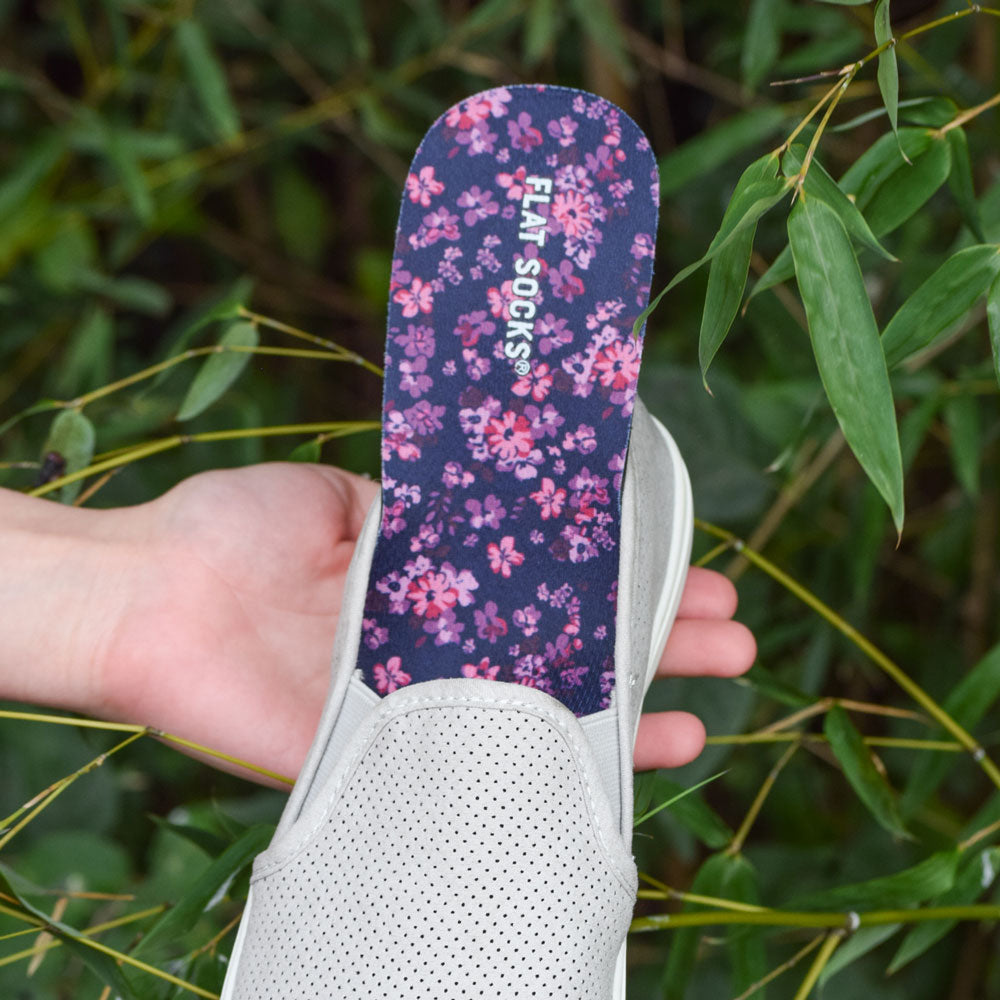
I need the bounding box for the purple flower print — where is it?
[562,348,597,397]
[403,400,445,436]
[475,600,508,643]
[441,461,474,489]
[561,524,599,563]
[463,348,491,381]
[394,323,435,358]
[453,310,495,347]
[586,298,626,330]
[465,493,506,530]
[398,355,432,398]
[457,185,499,226]
[560,665,588,688]
[513,603,542,636]
[584,144,623,182]
[514,653,546,686]
[381,498,406,538]
[362,617,388,651]
[524,402,565,440]
[507,111,543,151]
[382,409,420,462]
[410,522,441,553]
[404,165,444,207]
[486,411,534,463]
[630,232,655,261]
[535,313,573,355]
[462,656,500,680]
[563,423,597,455]
[456,121,498,156]
[374,656,411,694]
[424,607,464,646]
[548,259,585,302]
[530,477,567,520]
[423,207,460,243]
[551,190,594,238]
[547,115,578,147]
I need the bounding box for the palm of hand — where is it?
[100,463,378,782]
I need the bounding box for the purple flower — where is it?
[394,323,436,358]
[547,115,578,147]
[474,600,508,644]
[457,185,500,226]
[507,111,543,151]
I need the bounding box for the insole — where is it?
[357,85,659,717]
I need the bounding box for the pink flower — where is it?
[551,190,593,238]
[530,477,566,519]
[393,277,434,318]
[462,657,500,680]
[405,165,444,207]
[487,536,525,577]
[407,570,458,619]
[511,362,553,402]
[497,165,529,200]
[487,411,534,462]
[594,338,641,391]
[373,656,411,694]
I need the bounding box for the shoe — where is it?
[220,84,692,1000]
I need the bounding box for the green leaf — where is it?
[177,320,259,421]
[174,20,241,144]
[289,438,323,462]
[989,274,1000,388]
[42,409,96,504]
[942,392,980,497]
[53,305,113,397]
[103,127,154,224]
[724,856,767,997]
[0,134,63,222]
[634,770,730,832]
[566,0,633,84]
[889,847,1000,973]
[699,151,782,386]
[824,705,907,837]
[523,0,559,66]
[0,868,134,997]
[272,164,330,267]
[820,924,902,983]
[881,245,1000,368]
[796,850,959,909]
[902,642,1000,816]
[135,824,273,957]
[740,664,813,708]
[840,127,933,208]
[788,196,904,532]
[865,136,952,236]
[639,170,792,336]
[874,0,898,135]
[658,106,787,198]
[947,128,986,242]
[814,0,870,5]
[147,815,229,858]
[742,0,783,90]
[783,145,895,260]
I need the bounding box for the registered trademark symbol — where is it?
[514,359,530,376]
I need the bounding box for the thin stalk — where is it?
[696,519,1000,792]
[0,731,145,850]
[29,421,380,498]
[731,934,827,1000]
[630,903,1000,932]
[151,730,294,786]
[959,814,1000,852]
[935,91,1000,136]
[728,740,800,855]
[695,539,736,567]
[705,733,962,751]
[791,932,843,1000]
[638,872,769,913]
[237,306,383,377]
[0,905,165,968]
[793,63,859,194]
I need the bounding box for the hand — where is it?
[89,463,754,783]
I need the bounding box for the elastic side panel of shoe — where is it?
[232,699,636,999]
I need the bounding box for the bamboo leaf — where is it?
[942,392,980,497]
[881,245,1000,368]
[177,321,259,422]
[788,196,904,532]
[523,0,559,66]
[784,145,894,260]
[634,771,732,846]
[742,0,783,90]
[289,438,322,462]
[824,705,907,838]
[135,824,272,957]
[989,273,1000,388]
[699,151,782,386]
[902,642,1000,816]
[638,168,792,336]
[889,847,1000,973]
[724,856,768,997]
[174,20,241,144]
[865,135,952,236]
[103,127,154,224]
[42,409,96,504]
[820,924,902,984]
[947,128,986,242]
[0,134,63,222]
[840,127,932,208]
[874,0,898,135]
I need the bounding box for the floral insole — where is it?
[357,85,659,717]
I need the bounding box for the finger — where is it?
[677,566,739,620]
[634,711,706,770]
[657,618,756,678]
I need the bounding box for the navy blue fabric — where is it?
[356,85,658,717]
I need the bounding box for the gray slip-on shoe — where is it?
[220,85,693,999]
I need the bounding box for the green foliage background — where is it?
[1,0,999,997]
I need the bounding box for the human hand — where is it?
[86,463,754,783]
